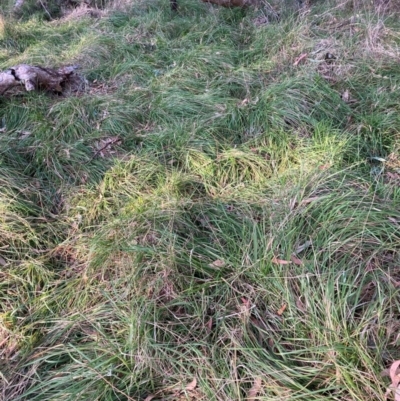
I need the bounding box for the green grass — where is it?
[1,0,400,400]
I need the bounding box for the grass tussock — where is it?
[1,0,400,400]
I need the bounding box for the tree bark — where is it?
[0,64,79,96]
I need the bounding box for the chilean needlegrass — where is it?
[1,0,400,400]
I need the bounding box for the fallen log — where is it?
[0,64,79,95]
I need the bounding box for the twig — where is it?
[38,0,52,19]
[84,137,121,164]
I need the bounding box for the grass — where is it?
[1,0,400,400]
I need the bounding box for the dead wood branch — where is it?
[0,64,79,96]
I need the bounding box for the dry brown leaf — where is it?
[390,360,400,398]
[250,316,267,330]
[272,256,291,265]
[209,259,225,268]
[247,376,262,400]
[266,237,274,251]
[289,197,297,210]
[388,217,400,225]
[293,53,308,66]
[319,163,331,170]
[382,366,400,378]
[143,395,156,401]
[277,303,287,316]
[206,317,213,333]
[186,378,197,391]
[92,136,122,158]
[341,89,350,103]
[383,360,400,400]
[300,197,322,205]
[290,254,303,265]
[295,240,313,254]
[241,297,251,309]
[296,297,307,312]
[253,16,269,27]
[387,172,400,181]
[18,130,31,139]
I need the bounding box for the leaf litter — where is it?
[383,360,400,400]
[209,259,226,268]
[247,376,262,400]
